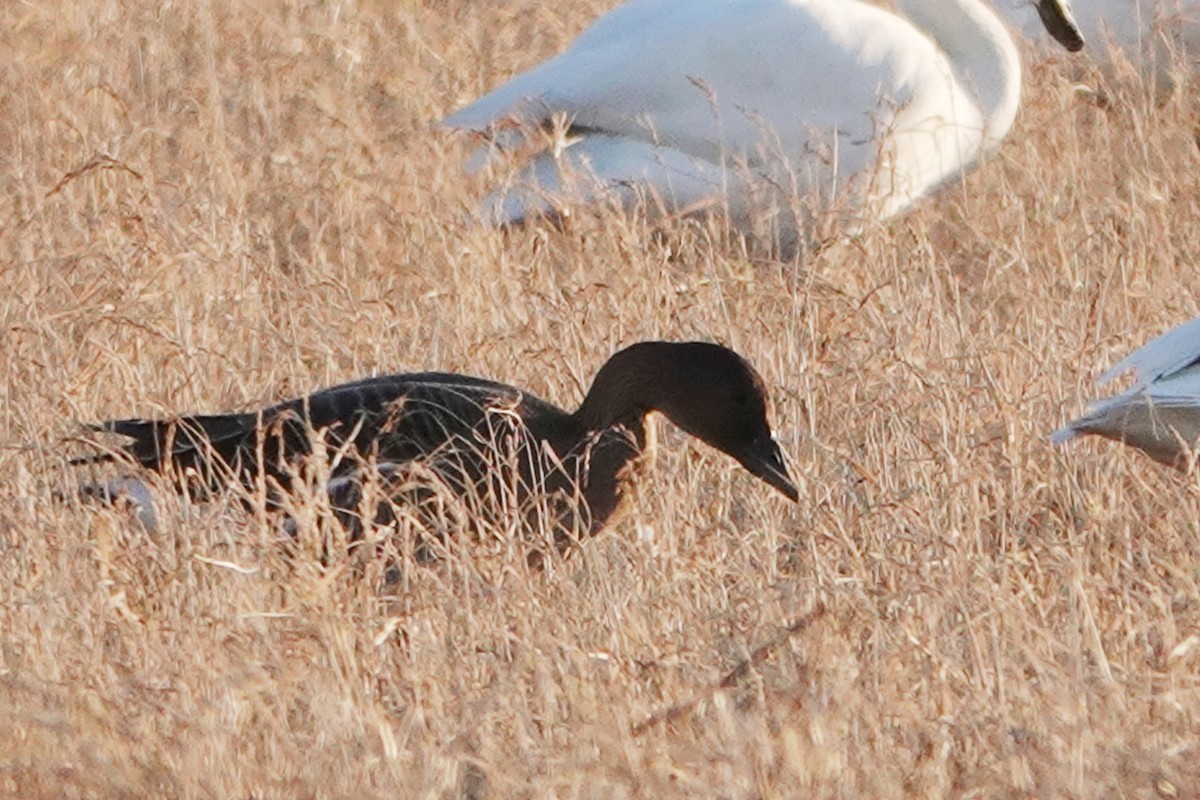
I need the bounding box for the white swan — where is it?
[997,0,1200,91]
[442,0,1084,252]
[1052,315,1200,467]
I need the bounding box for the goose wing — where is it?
[76,373,559,483]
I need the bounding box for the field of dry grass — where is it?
[3,1,1200,797]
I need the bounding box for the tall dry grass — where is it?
[2,1,1200,797]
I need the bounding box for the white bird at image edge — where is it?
[1053,315,1200,467]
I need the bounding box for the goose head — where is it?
[578,341,799,502]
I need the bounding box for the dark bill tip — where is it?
[742,435,800,503]
[766,469,801,503]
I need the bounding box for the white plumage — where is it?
[443,0,1083,252]
[1052,315,1200,467]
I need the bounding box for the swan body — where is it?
[1052,316,1200,467]
[443,0,1083,251]
[997,0,1200,90]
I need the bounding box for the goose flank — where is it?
[74,341,799,541]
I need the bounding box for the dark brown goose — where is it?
[74,341,798,543]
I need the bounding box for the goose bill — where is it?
[1035,0,1085,52]
[739,434,800,503]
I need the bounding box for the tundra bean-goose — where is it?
[74,341,798,543]
[1053,316,1200,467]
[443,0,1084,253]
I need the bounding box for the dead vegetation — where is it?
[2,1,1200,797]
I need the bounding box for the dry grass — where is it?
[3,1,1200,797]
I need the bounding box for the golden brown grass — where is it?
[3,1,1200,797]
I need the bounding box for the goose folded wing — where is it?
[78,373,528,475]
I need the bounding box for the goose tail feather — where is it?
[71,413,257,469]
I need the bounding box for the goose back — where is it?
[81,371,650,538]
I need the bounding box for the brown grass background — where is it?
[3,1,1200,797]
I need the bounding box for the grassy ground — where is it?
[3,1,1200,797]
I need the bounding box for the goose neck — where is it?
[573,344,669,431]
